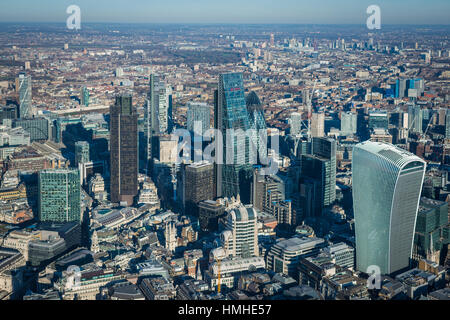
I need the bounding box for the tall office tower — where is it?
[340,111,357,136]
[406,78,425,97]
[311,113,325,138]
[270,33,275,47]
[446,111,450,139]
[144,74,173,173]
[110,95,138,206]
[16,73,32,118]
[300,137,336,218]
[290,112,302,136]
[438,108,447,126]
[394,79,407,99]
[75,141,90,166]
[38,169,81,223]
[182,161,215,216]
[353,141,426,274]
[187,102,211,136]
[246,91,267,165]
[149,74,173,135]
[408,105,423,133]
[413,197,449,263]
[220,202,259,258]
[368,110,389,130]
[81,87,89,107]
[214,73,253,203]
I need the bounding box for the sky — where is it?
[0,0,449,25]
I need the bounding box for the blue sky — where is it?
[0,0,449,24]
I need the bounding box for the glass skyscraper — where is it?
[340,111,357,136]
[246,91,267,165]
[290,112,302,136]
[408,105,423,134]
[144,74,173,174]
[17,73,32,119]
[38,169,81,223]
[187,102,211,136]
[353,141,426,274]
[368,110,389,130]
[214,73,253,203]
[299,137,336,217]
[81,86,90,107]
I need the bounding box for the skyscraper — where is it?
[290,112,302,136]
[353,141,426,274]
[299,137,336,217]
[408,105,423,134]
[182,161,215,216]
[16,73,32,119]
[340,111,357,136]
[246,91,267,165]
[81,87,90,107]
[368,110,389,130]
[187,102,211,136]
[38,169,81,223]
[394,79,407,99]
[144,74,173,173]
[214,72,253,203]
[148,74,173,135]
[311,113,325,138]
[110,95,138,206]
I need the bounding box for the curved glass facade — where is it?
[353,142,426,274]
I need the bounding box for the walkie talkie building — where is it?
[352,141,426,275]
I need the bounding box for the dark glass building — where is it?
[182,161,215,216]
[110,95,138,205]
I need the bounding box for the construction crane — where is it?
[420,113,436,143]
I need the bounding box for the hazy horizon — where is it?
[0,0,449,25]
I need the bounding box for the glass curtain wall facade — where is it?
[38,169,81,223]
[353,141,426,274]
[214,73,253,203]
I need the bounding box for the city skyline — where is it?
[0,10,449,303]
